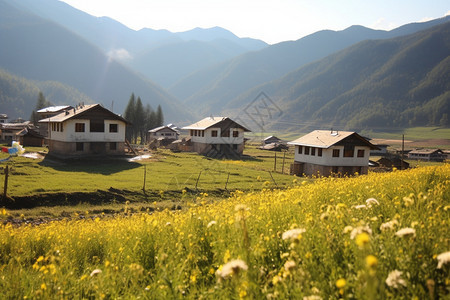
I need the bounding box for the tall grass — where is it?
[0,164,449,298]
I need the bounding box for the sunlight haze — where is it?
[58,0,450,44]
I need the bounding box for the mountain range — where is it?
[0,0,449,132]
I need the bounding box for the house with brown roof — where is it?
[182,116,250,158]
[38,104,127,157]
[288,130,379,176]
[408,149,445,162]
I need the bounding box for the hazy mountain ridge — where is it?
[224,21,450,131]
[0,0,191,121]
[8,0,267,88]
[172,16,450,116]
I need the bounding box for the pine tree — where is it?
[30,91,51,124]
[135,97,145,144]
[156,105,164,127]
[143,104,155,143]
[123,93,136,143]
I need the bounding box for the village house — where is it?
[0,114,8,123]
[147,124,179,143]
[38,104,127,157]
[182,116,250,157]
[36,105,73,138]
[288,130,379,176]
[16,126,45,147]
[408,149,446,162]
[0,121,31,144]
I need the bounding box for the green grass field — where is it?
[0,164,448,299]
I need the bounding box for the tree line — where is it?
[123,93,163,144]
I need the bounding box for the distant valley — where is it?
[0,0,449,132]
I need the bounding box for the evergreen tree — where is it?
[123,93,136,143]
[143,104,155,143]
[156,105,164,127]
[135,97,145,144]
[30,91,51,124]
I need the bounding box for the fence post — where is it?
[3,165,8,200]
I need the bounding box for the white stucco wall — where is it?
[293,145,370,166]
[48,119,126,142]
[190,127,244,144]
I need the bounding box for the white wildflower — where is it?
[284,260,296,272]
[207,220,217,228]
[343,225,353,234]
[350,225,372,240]
[366,198,379,207]
[216,259,248,279]
[385,270,407,288]
[90,269,102,277]
[380,219,399,231]
[303,296,322,300]
[354,204,367,209]
[395,227,416,238]
[437,251,450,269]
[282,228,306,240]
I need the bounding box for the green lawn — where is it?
[1,145,297,198]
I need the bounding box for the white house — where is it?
[182,116,250,157]
[38,104,127,157]
[288,130,379,176]
[147,125,179,142]
[408,149,445,162]
[36,105,73,138]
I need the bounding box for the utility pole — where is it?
[401,134,405,170]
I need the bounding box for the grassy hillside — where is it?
[0,164,448,298]
[227,21,450,131]
[0,68,93,119]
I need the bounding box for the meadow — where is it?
[0,164,448,299]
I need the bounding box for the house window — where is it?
[90,120,104,132]
[357,149,365,157]
[75,123,85,132]
[221,129,230,137]
[201,131,204,137]
[109,124,118,133]
[110,142,117,150]
[344,145,354,157]
[332,149,340,157]
[190,130,193,136]
[233,131,239,137]
[304,146,310,155]
[76,142,84,151]
[298,146,302,154]
[211,130,218,137]
[311,147,316,156]
[318,148,322,157]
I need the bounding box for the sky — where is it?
[59,0,450,44]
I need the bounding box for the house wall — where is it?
[49,119,126,143]
[149,128,178,140]
[192,142,245,156]
[48,140,125,157]
[291,162,368,177]
[190,127,245,145]
[293,145,371,166]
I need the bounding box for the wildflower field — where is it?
[0,164,449,299]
